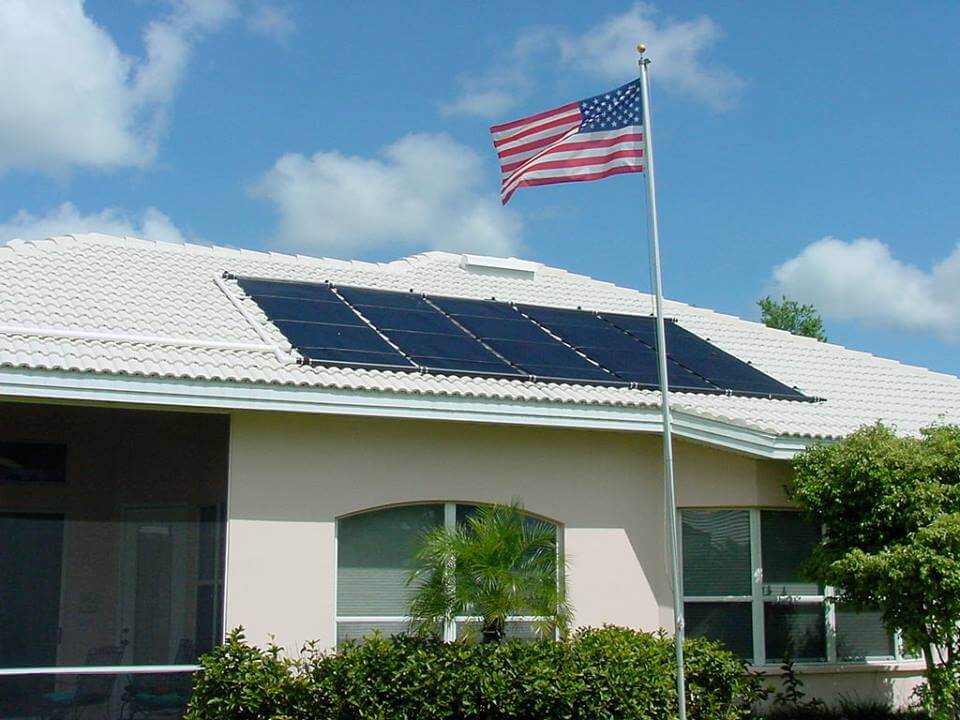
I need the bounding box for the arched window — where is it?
[336,502,560,644]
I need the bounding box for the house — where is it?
[1,232,958,715]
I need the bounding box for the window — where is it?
[0,442,66,483]
[681,509,905,665]
[680,510,753,658]
[336,502,560,644]
[835,605,896,661]
[760,510,825,662]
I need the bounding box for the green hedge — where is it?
[186,626,767,720]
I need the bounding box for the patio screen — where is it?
[0,403,228,720]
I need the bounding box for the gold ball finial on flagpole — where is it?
[637,43,646,54]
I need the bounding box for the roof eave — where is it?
[0,366,816,460]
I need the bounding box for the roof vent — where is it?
[459,253,540,279]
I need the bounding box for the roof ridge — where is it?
[0,232,453,274]
[0,233,661,301]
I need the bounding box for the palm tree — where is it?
[406,501,570,643]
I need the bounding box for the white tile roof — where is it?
[0,232,958,441]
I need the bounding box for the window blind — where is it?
[681,510,751,596]
[337,504,443,616]
[761,510,822,596]
[836,606,895,660]
[684,602,753,658]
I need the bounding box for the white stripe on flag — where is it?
[558,127,645,143]
[501,137,644,179]
[514,155,645,182]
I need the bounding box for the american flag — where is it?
[491,79,645,204]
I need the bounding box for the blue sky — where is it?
[1,0,957,376]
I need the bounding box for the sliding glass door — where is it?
[120,507,190,665]
[0,512,65,710]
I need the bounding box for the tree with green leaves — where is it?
[788,423,960,718]
[407,501,570,643]
[757,295,827,341]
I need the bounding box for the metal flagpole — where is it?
[637,44,687,720]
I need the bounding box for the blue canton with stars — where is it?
[578,79,644,132]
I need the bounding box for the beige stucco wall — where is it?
[225,411,792,650]
[225,410,925,707]
[765,666,924,710]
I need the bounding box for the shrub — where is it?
[187,625,767,720]
[789,423,960,718]
[185,628,305,720]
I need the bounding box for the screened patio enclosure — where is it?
[0,403,227,719]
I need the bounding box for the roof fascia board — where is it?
[0,367,812,459]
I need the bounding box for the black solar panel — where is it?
[335,287,523,377]
[601,313,805,399]
[236,276,810,401]
[237,278,413,369]
[428,296,619,384]
[253,295,368,326]
[518,305,716,391]
[238,278,339,302]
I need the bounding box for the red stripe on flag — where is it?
[501,164,643,204]
[506,148,644,176]
[496,130,578,160]
[489,102,579,134]
[492,112,582,148]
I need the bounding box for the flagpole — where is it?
[637,44,687,720]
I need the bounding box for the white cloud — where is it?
[0,0,235,175]
[772,237,960,342]
[440,30,550,119]
[247,3,295,42]
[253,133,522,257]
[559,3,743,111]
[443,3,742,118]
[0,203,188,245]
[171,0,237,30]
[441,88,519,120]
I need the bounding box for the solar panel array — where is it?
[236,278,413,369]
[336,287,522,377]
[236,276,810,401]
[518,304,714,391]
[430,295,614,383]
